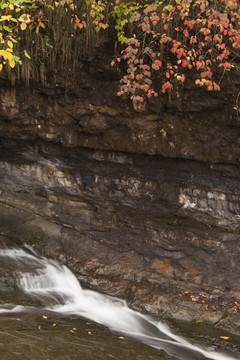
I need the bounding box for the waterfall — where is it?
[0,245,237,360]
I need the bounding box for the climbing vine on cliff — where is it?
[0,0,113,82]
[0,0,239,105]
[0,0,31,70]
[111,0,240,103]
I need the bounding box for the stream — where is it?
[0,238,239,360]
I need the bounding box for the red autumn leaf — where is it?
[181,74,185,83]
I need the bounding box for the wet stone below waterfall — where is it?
[0,239,239,360]
[0,307,239,360]
[0,312,174,360]
[0,239,174,360]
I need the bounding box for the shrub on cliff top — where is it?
[112,0,240,103]
[0,0,31,70]
[0,0,239,105]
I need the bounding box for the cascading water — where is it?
[0,244,238,360]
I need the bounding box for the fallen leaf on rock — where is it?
[220,336,230,340]
[118,336,125,340]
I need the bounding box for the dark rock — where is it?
[0,69,240,334]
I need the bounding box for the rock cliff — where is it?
[0,69,240,332]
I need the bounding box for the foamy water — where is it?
[0,246,237,360]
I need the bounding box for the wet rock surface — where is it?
[0,311,175,360]
[0,70,240,335]
[0,142,239,335]
[0,70,240,163]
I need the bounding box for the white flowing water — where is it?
[0,245,238,360]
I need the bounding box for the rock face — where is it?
[0,70,240,331]
[0,69,240,163]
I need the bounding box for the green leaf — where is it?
[24,50,31,59]
[163,5,172,12]
[20,22,27,30]
[3,25,12,32]
[10,37,17,43]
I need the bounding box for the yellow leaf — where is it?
[220,336,230,340]
[53,323,57,327]
[118,336,125,340]
[0,64,2,72]
[9,4,14,10]
[42,316,48,319]
[7,40,13,48]
[20,22,27,31]
[9,58,15,68]
[38,325,41,330]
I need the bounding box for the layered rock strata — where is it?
[0,70,240,333]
